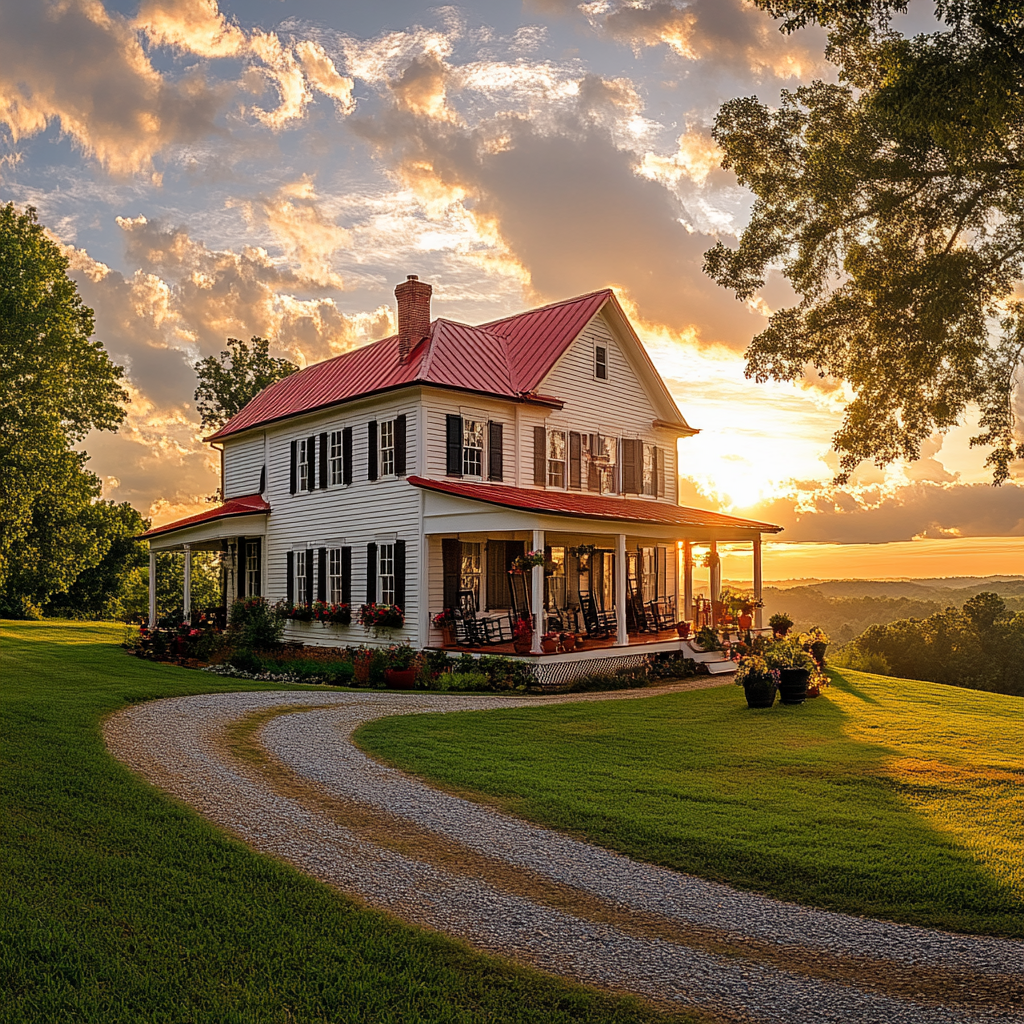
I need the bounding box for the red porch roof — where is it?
[407,477,782,533]
[141,493,270,540]
[206,289,629,441]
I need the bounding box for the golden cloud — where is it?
[136,0,245,58]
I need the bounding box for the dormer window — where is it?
[595,344,608,380]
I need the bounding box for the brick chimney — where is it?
[395,274,432,363]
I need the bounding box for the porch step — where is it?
[681,641,728,664]
[705,659,737,676]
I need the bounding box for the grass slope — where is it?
[1,621,693,1024]
[357,671,1023,937]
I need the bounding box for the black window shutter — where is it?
[488,421,503,481]
[319,432,328,489]
[533,426,546,486]
[341,546,352,605]
[654,446,661,497]
[446,414,463,476]
[569,431,581,489]
[622,439,638,494]
[368,421,378,481]
[588,434,600,491]
[394,414,407,475]
[289,441,297,494]
[253,538,262,597]
[442,538,461,612]
[305,548,314,606]
[317,547,327,602]
[394,540,406,611]
[286,550,294,604]
[304,435,315,489]
[259,465,266,494]
[342,426,353,485]
[366,543,377,603]
[236,536,246,599]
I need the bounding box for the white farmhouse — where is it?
[143,277,781,683]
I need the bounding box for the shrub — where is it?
[229,597,284,650]
[692,625,722,651]
[229,648,264,674]
[769,611,794,637]
[648,653,699,680]
[441,670,490,691]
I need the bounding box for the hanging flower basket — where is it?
[512,550,546,571]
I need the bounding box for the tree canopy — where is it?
[194,336,298,431]
[705,1,1024,482]
[0,204,129,612]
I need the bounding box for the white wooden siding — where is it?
[222,435,265,499]
[260,396,424,648]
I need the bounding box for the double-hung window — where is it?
[380,419,395,476]
[245,541,260,596]
[329,430,344,485]
[463,419,483,476]
[643,442,657,496]
[595,344,608,380]
[295,549,308,605]
[584,433,618,493]
[298,439,310,490]
[329,548,343,604]
[379,544,395,605]
[547,429,567,488]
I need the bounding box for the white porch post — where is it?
[753,534,763,630]
[182,544,192,623]
[709,539,721,615]
[148,550,157,628]
[531,529,545,654]
[615,533,628,646]
[674,541,681,623]
[683,540,693,621]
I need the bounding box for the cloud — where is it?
[0,0,223,176]
[233,176,351,288]
[64,223,393,517]
[135,0,245,58]
[639,125,723,188]
[598,0,826,79]
[742,482,1024,543]
[390,52,458,121]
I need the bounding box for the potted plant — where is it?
[769,611,794,638]
[432,609,455,646]
[512,616,533,653]
[541,630,559,654]
[675,620,691,638]
[513,549,547,572]
[560,631,576,652]
[384,644,417,689]
[763,638,814,705]
[690,625,721,652]
[735,655,776,709]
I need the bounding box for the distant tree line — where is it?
[834,593,1024,697]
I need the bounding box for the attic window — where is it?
[595,345,608,380]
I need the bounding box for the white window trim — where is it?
[378,542,396,607]
[595,343,608,381]
[328,429,345,487]
[379,418,396,477]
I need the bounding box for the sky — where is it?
[1,0,1021,581]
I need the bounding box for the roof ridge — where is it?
[478,288,612,331]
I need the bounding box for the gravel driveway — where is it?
[104,684,1023,1024]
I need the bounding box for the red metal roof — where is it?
[141,493,270,539]
[407,477,783,533]
[207,289,616,441]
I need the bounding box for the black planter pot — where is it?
[778,667,810,705]
[743,683,776,709]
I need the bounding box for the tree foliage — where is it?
[194,337,298,431]
[0,204,129,609]
[705,2,1024,482]
[112,552,221,625]
[835,592,1024,695]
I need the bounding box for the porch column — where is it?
[183,544,192,623]
[531,529,544,654]
[615,533,628,646]
[148,550,157,628]
[709,540,721,622]
[683,541,693,621]
[753,534,763,630]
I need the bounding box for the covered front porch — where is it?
[412,477,782,679]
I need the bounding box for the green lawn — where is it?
[357,670,1024,937]
[0,621,694,1024]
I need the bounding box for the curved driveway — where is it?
[104,685,1023,1024]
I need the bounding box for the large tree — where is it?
[0,204,129,611]
[194,336,298,431]
[705,1,1024,482]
